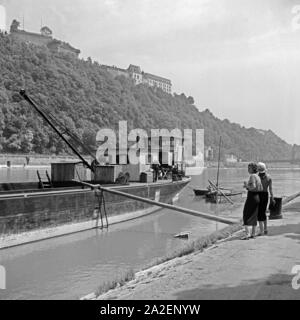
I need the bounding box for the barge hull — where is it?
[0,179,190,249]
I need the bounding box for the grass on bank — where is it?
[94,222,243,298]
[95,269,136,297]
[146,223,243,268]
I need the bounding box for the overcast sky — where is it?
[1,0,300,144]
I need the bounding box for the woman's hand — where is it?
[270,196,275,206]
[243,181,248,189]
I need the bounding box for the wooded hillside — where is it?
[0,32,293,161]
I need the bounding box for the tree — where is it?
[21,129,34,153]
[40,26,52,37]
[10,19,20,33]
[187,96,194,105]
[82,128,96,152]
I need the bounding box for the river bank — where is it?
[1,154,298,171]
[84,200,300,300]
[0,153,86,167]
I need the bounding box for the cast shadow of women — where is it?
[174,272,299,300]
[264,222,300,243]
[225,221,300,244]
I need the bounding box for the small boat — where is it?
[193,188,210,196]
[204,137,242,204]
[193,185,232,196]
[205,190,243,203]
[206,191,243,198]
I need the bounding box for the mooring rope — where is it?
[95,189,108,229]
[74,169,109,230]
[101,190,109,228]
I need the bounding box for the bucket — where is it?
[269,197,283,219]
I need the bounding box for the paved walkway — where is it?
[98,206,300,300]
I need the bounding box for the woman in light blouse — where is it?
[242,162,263,239]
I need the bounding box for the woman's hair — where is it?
[258,172,266,177]
[248,162,258,173]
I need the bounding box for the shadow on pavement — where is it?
[175,273,300,300]
[223,220,300,243]
[266,222,300,243]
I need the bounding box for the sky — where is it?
[1,0,300,145]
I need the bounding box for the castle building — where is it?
[127,64,143,85]
[9,19,80,57]
[101,63,172,94]
[47,39,80,56]
[101,65,130,79]
[143,72,172,94]
[10,27,53,47]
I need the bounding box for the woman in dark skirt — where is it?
[242,163,263,239]
[257,162,274,235]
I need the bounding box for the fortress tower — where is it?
[9,18,80,57]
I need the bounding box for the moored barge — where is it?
[0,176,190,249]
[0,90,191,249]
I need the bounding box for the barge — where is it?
[0,90,191,249]
[0,177,190,249]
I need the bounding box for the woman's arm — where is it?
[246,175,257,191]
[269,178,274,199]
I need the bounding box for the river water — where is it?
[0,165,300,300]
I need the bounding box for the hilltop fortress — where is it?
[9,19,80,57]
[8,19,172,94]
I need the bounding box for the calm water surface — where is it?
[0,166,299,300]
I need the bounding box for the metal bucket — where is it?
[269,197,283,219]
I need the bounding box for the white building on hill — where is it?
[101,64,172,94]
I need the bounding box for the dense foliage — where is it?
[0,32,293,160]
